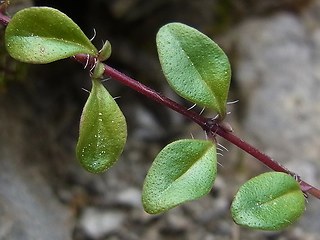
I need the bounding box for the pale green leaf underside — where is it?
[5,7,98,64]
[156,22,231,116]
[231,172,305,231]
[142,139,217,214]
[76,79,127,173]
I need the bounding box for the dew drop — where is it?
[91,162,97,167]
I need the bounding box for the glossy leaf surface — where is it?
[156,22,231,117]
[76,79,127,173]
[231,172,305,230]
[5,7,98,63]
[142,139,217,214]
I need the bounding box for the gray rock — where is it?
[79,208,125,239]
[115,187,142,208]
[0,76,74,240]
[0,137,73,240]
[233,12,320,185]
[230,3,320,238]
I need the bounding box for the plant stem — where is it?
[214,127,319,197]
[0,11,10,25]
[1,10,319,199]
[73,54,320,199]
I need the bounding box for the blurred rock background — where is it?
[1,0,320,239]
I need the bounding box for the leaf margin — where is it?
[5,6,98,64]
[142,139,217,214]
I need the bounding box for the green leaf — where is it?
[92,61,105,79]
[5,7,98,64]
[76,78,127,173]
[231,172,305,231]
[142,139,217,214]
[156,22,231,117]
[98,40,112,61]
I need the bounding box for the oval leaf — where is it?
[231,172,305,231]
[142,139,217,214]
[5,7,98,64]
[76,78,127,173]
[156,22,231,117]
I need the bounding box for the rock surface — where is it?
[229,1,320,238]
[0,97,73,239]
[232,2,320,198]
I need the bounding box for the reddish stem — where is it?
[214,127,319,196]
[73,54,209,128]
[73,54,320,199]
[1,10,319,199]
[0,11,10,26]
[215,128,288,173]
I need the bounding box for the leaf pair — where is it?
[142,23,230,215]
[5,7,126,172]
